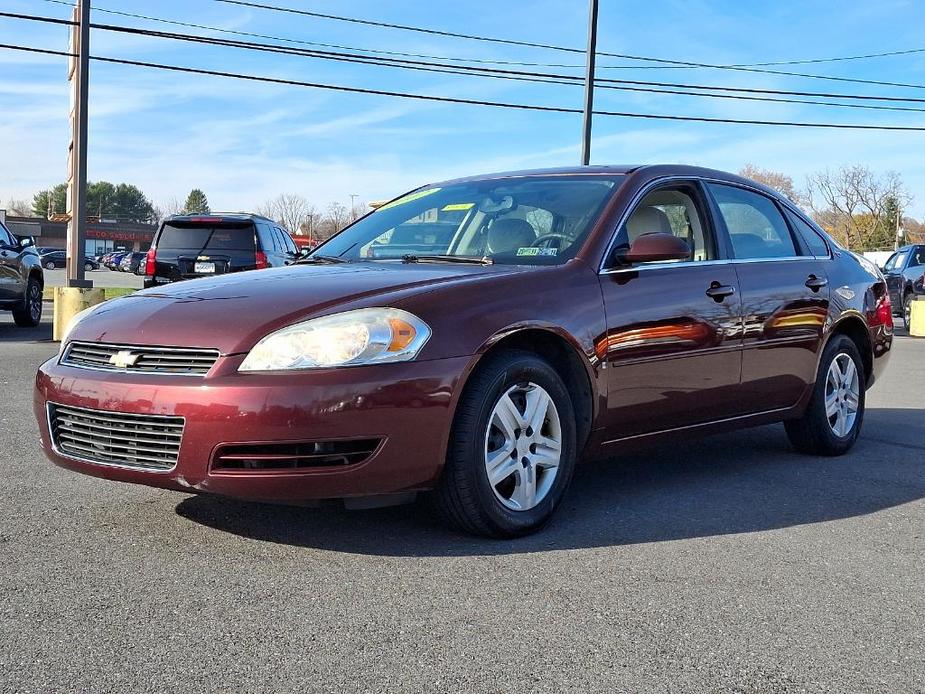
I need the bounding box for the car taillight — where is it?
[872,292,893,328]
[144,247,156,276]
[255,250,268,269]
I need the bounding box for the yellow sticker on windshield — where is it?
[378,187,441,211]
[441,203,474,211]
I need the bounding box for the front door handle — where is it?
[706,282,736,302]
[805,274,828,291]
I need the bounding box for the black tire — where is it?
[44,261,55,270]
[84,262,94,272]
[12,276,43,327]
[432,349,577,537]
[904,292,913,328]
[784,335,865,456]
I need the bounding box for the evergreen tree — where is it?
[182,189,211,215]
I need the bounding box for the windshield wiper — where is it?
[296,255,350,264]
[400,254,493,265]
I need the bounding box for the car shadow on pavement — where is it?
[175,406,925,556]
[0,312,53,343]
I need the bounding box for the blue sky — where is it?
[3,0,925,216]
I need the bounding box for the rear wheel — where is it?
[12,276,42,327]
[44,260,55,270]
[432,350,576,537]
[84,262,94,272]
[904,292,913,327]
[784,335,865,455]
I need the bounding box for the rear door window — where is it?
[708,184,797,259]
[157,223,256,252]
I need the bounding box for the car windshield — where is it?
[884,250,908,271]
[314,176,623,265]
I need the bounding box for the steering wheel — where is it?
[531,233,571,249]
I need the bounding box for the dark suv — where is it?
[882,244,925,325]
[0,220,44,327]
[144,213,300,288]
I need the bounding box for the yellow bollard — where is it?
[910,297,925,338]
[52,287,105,341]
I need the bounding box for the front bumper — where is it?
[34,353,471,501]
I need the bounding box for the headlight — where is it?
[238,307,431,372]
[58,302,105,352]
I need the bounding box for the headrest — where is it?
[487,218,536,254]
[626,206,672,240]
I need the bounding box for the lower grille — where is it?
[48,403,184,471]
[213,439,381,471]
[63,342,220,376]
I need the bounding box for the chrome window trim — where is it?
[600,255,817,275]
[46,402,183,473]
[598,174,823,274]
[60,341,221,377]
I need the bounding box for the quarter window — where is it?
[708,184,797,259]
[785,210,829,258]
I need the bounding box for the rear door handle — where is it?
[805,275,828,291]
[706,282,736,302]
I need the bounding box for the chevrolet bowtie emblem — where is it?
[109,350,142,369]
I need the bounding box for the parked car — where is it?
[106,251,129,270]
[882,244,925,326]
[39,250,99,271]
[143,213,299,289]
[118,251,146,274]
[36,165,893,537]
[0,220,43,326]
[36,246,58,257]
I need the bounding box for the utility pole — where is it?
[580,0,599,165]
[895,205,903,251]
[66,0,91,288]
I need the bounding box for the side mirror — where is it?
[617,232,690,264]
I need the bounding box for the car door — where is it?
[706,182,829,412]
[0,224,23,301]
[598,180,744,440]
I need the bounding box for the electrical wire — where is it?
[5,42,925,132]
[9,11,925,114]
[210,0,925,90]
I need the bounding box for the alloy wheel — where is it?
[484,382,562,511]
[825,353,860,437]
[29,282,41,322]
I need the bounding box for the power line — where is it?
[42,0,925,73]
[4,42,925,132]
[9,11,925,116]
[13,10,925,111]
[211,0,925,90]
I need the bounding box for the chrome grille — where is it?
[63,342,220,375]
[48,403,184,471]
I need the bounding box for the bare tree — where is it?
[805,165,911,251]
[5,199,31,216]
[154,196,183,221]
[317,202,352,240]
[739,164,802,204]
[256,193,317,236]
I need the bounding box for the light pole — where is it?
[580,0,599,165]
[67,0,91,287]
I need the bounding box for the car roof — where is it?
[163,212,274,223]
[425,164,787,201]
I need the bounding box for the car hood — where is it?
[70,263,526,354]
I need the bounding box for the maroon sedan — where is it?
[35,165,893,537]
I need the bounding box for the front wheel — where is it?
[12,277,43,327]
[44,261,55,270]
[432,350,577,537]
[784,335,865,455]
[84,262,94,272]
[904,293,913,328]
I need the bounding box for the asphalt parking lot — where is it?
[43,267,144,290]
[1,311,922,693]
